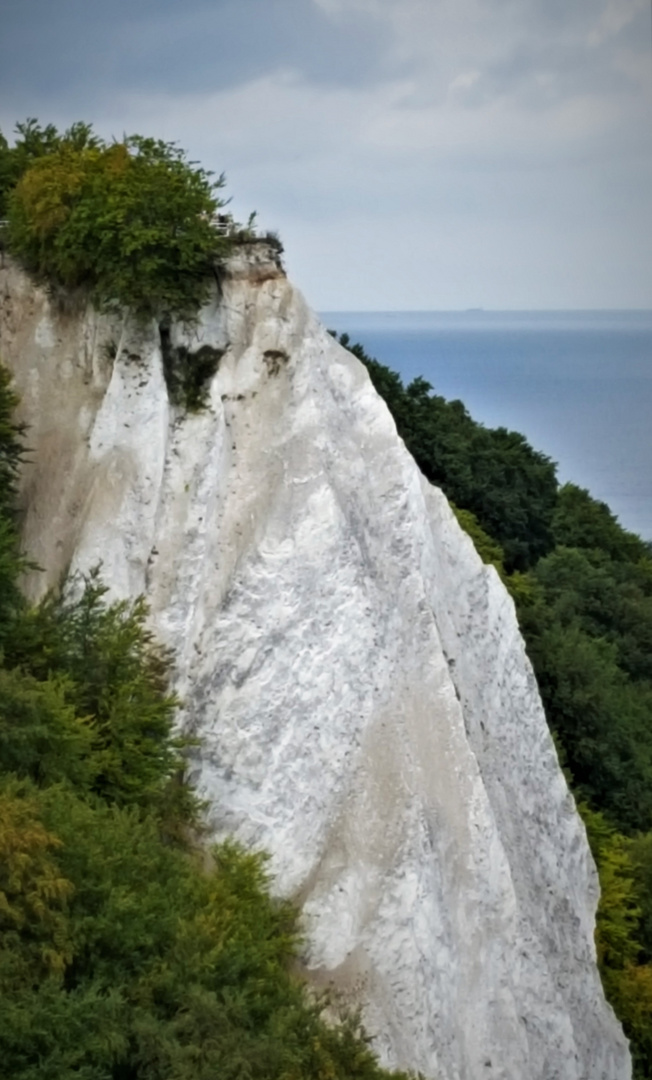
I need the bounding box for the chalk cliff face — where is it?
[0,246,630,1080]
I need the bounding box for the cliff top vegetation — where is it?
[0,119,233,320]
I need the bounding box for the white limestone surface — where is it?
[0,247,630,1080]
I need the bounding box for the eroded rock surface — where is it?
[0,246,630,1079]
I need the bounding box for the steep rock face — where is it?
[0,247,630,1080]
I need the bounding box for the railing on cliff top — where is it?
[211,216,284,254]
[0,218,282,259]
[210,216,272,241]
[0,218,269,239]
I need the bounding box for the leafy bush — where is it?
[450,504,506,577]
[158,320,225,410]
[0,364,26,645]
[554,483,650,564]
[3,123,228,320]
[0,119,90,217]
[582,807,652,1078]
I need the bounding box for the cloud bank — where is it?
[1,0,650,308]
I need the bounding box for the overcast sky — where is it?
[2,0,651,309]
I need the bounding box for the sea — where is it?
[319,310,652,543]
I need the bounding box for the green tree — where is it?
[6,128,228,320]
[0,781,411,1080]
[5,574,190,819]
[0,363,27,650]
[0,780,74,986]
[554,484,649,564]
[0,668,93,790]
[450,503,506,577]
[582,807,652,1077]
[528,545,652,684]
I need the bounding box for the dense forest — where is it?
[333,332,652,1077]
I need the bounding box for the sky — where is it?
[1,0,651,310]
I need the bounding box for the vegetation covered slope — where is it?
[334,332,652,1077]
[0,361,412,1080]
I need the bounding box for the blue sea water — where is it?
[319,310,652,542]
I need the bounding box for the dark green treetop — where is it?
[2,120,229,320]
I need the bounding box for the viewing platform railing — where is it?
[0,219,266,238]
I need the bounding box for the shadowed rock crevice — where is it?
[159,318,225,410]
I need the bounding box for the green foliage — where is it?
[3,122,228,320]
[450,504,506,577]
[0,364,27,649]
[581,806,652,1077]
[514,541,652,833]
[4,572,187,816]
[554,483,650,563]
[0,668,93,789]
[335,333,558,571]
[0,778,411,1080]
[518,611,652,831]
[0,119,96,217]
[0,779,74,984]
[582,806,642,969]
[528,545,652,683]
[0,363,25,514]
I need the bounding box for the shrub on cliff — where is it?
[0,119,75,217]
[4,123,229,320]
[0,364,27,647]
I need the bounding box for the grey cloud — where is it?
[482,2,651,105]
[3,0,648,126]
[355,0,650,111]
[1,0,649,310]
[0,0,390,120]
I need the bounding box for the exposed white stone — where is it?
[0,247,630,1080]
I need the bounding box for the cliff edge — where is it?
[0,245,631,1079]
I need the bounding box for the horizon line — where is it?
[317,307,652,315]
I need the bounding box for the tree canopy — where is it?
[2,120,229,320]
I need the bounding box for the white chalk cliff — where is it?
[0,244,631,1080]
